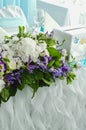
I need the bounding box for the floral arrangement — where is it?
[0,26,76,104]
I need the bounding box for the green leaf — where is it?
[0,88,10,102]
[22,69,35,84]
[54,60,61,68]
[42,78,51,85]
[42,72,54,86]
[48,60,55,67]
[46,38,56,46]
[47,47,61,58]
[66,72,76,84]
[3,58,10,63]
[18,69,34,90]
[31,81,40,98]
[4,35,10,39]
[9,85,17,96]
[36,33,46,41]
[17,77,27,90]
[33,70,43,80]
[58,76,64,80]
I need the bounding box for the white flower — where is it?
[62,49,67,56]
[1,44,13,59]
[8,59,16,70]
[0,79,5,92]
[21,38,37,62]
[14,57,23,69]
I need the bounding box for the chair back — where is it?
[0,27,9,42]
[0,5,28,34]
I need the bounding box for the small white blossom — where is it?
[62,49,67,56]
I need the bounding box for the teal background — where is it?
[0,0,37,26]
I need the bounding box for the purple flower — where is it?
[49,64,70,79]
[37,59,48,71]
[45,30,54,38]
[41,55,52,65]
[5,74,16,84]
[5,70,22,85]
[61,65,70,73]
[39,62,48,71]
[0,61,6,72]
[52,68,62,79]
[28,64,39,73]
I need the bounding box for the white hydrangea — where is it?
[8,37,48,63]
[1,36,49,65]
[1,44,14,62]
[14,57,23,69]
[8,37,37,63]
[20,38,37,62]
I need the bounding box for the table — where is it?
[0,13,86,130]
[0,68,86,130]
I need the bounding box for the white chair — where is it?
[0,5,28,34]
[0,27,9,42]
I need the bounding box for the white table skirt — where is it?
[0,68,86,130]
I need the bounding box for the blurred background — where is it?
[37,0,86,26]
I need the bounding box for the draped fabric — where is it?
[0,0,37,26]
[0,68,86,130]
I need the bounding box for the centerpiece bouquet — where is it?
[0,26,76,105]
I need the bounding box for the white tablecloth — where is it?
[0,68,86,130]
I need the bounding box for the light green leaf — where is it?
[0,88,10,102]
[47,47,61,58]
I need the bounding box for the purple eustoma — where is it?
[52,68,62,79]
[28,65,39,73]
[41,55,52,65]
[61,65,70,74]
[5,70,22,85]
[49,64,70,79]
[39,62,48,71]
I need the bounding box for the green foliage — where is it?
[9,85,17,96]
[0,88,10,102]
[47,47,61,58]
[17,26,29,38]
[66,72,76,84]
